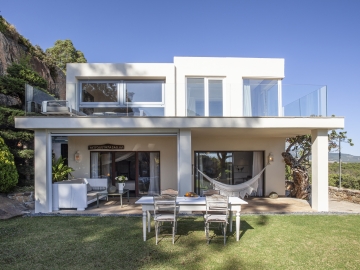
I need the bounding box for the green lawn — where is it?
[1,215,360,269]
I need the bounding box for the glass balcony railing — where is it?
[52,83,328,118]
[282,85,327,117]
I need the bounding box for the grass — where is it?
[1,215,360,269]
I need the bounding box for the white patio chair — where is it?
[153,195,177,245]
[204,194,229,245]
[161,188,178,196]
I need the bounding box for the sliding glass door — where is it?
[195,151,264,196]
[90,151,160,196]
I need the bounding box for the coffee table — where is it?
[97,189,130,208]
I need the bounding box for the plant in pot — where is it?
[52,156,75,182]
[115,175,128,193]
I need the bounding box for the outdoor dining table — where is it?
[135,196,248,242]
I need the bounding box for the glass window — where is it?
[187,78,205,116]
[125,81,163,103]
[243,79,279,116]
[187,78,223,116]
[209,80,223,116]
[82,82,118,103]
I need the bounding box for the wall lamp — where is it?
[268,152,274,164]
[75,151,82,163]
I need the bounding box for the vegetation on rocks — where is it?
[0,136,18,192]
[329,162,360,190]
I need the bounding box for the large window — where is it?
[79,80,165,116]
[187,78,223,116]
[194,151,264,196]
[243,79,279,116]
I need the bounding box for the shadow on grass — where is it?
[153,217,254,244]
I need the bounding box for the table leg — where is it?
[236,211,240,241]
[147,210,151,232]
[127,191,129,202]
[229,211,233,232]
[142,210,147,241]
[120,194,123,207]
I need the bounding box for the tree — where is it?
[0,136,18,193]
[283,130,354,199]
[45,40,87,73]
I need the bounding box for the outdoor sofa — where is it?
[52,178,108,211]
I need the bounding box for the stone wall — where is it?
[329,186,360,204]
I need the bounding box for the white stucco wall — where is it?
[192,136,286,196]
[67,136,178,190]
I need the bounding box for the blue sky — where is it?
[2,0,360,155]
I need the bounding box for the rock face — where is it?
[329,186,360,204]
[0,195,28,219]
[0,31,66,99]
[0,93,22,107]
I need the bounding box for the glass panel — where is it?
[208,80,223,116]
[233,152,253,185]
[195,152,232,195]
[114,152,136,190]
[243,79,279,116]
[82,82,118,102]
[79,107,164,116]
[90,152,112,178]
[187,78,204,116]
[125,82,163,103]
[138,152,160,196]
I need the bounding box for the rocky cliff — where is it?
[0,31,66,99]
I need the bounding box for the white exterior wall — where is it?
[66,63,176,116]
[192,136,286,196]
[174,57,285,116]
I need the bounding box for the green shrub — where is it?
[52,156,74,182]
[0,136,18,192]
[6,63,47,90]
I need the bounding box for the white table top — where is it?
[135,196,248,205]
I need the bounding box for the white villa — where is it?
[15,56,344,213]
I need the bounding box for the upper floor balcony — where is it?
[26,81,327,118]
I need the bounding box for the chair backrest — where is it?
[205,194,229,216]
[161,188,178,196]
[153,195,177,218]
[202,189,220,197]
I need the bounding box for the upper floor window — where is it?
[186,78,223,116]
[82,82,118,103]
[243,79,279,117]
[125,81,163,104]
[79,80,165,116]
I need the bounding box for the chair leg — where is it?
[223,223,227,245]
[155,221,158,245]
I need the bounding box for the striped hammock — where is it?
[197,165,267,199]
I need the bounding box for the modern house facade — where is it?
[15,57,344,213]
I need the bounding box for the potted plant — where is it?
[115,175,128,193]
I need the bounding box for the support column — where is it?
[34,130,52,213]
[311,129,329,211]
[177,129,192,196]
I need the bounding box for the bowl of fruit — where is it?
[184,192,199,198]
